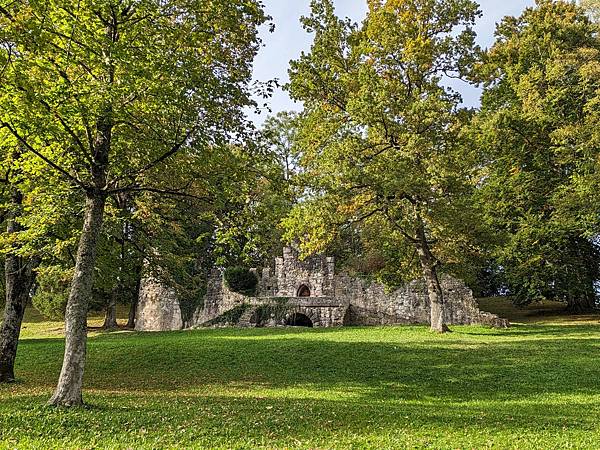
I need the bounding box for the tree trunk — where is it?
[102,288,118,329]
[48,194,106,407]
[126,271,141,329]
[415,221,449,333]
[566,293,597,314]
[0,191,37,382]
[565,239,599,313]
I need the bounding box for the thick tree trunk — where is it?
[415,221,449,333]
[48,194,106,407]
[566,294,597,314]
[126,296,137,329]
[0,257,36,383]
[102,289,118,329]
[0,191,37,382]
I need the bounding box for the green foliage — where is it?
[224,267,258,296]
[178,286,207,326]
[0,0,269,186]
[473,0,600,308]
[2,308,600,448]
[210,145,294,268]
[283,0,484,291]
[252,303,292,325]
[0,0,271,347]
[202,304,250,327]
[31,266,72,320]
[262,111,301,183]
[31,290,68,322]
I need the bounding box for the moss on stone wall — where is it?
[202,304,250,327]
[179,287,206,325]
[252,303,292,326]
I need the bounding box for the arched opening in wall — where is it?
[286,312,313,327]
[342,306,358,326]
[297,285,311,297]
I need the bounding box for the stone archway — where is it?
[286,312,313,327]
[297,285,311,297]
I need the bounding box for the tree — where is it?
[284,0,482,333]
[0,139,70,382]
[0,191,37,383]
[0,0,267,406]
[209,144,294,268]
[473,0,600,311]
[0,152,39,382]
[262,112,301,182]
[95,193,143,329]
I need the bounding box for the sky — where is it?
[249,0,536,124]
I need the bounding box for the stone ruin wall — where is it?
[135,248,509,331]
[258,247,335,297]
[193,270,508,327]
[135,276,183,331]
[190,269,250,327]
[334,274,507,327]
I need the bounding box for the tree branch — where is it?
[108,184,212,203]
[0,122,88,191]
[109,125,197,187]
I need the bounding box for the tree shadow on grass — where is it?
[4,325,600,448]
[10,325,600,405]
[1,389,599,449]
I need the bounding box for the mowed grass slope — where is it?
[1,304,600,449]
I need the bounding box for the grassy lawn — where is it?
[1,303,599,449]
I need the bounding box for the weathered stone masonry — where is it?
[135,247,508,331]
[135,276,183,331]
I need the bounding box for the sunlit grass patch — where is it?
[1,308,599,449]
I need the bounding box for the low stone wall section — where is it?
[335,274,508,327]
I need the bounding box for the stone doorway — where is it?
[297,285,311,297]
[286,312,313,327]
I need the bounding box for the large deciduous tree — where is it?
[284,0,482,333]
[0,0,267,406]
[0,148,39,382]
[0,140,70,383]
[473,0,600,310]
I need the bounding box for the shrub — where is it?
[224,267,258,296]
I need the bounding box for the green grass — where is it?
[1,306,600,449]
[478,296,600,325]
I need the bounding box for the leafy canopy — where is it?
[283,0,482,285]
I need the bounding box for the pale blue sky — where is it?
[251,1,536,123]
